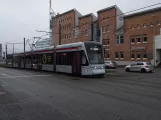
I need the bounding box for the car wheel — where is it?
[126,68,130,72]
[141,68,146,73]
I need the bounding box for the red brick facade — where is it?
[124,9,161,62]
[77,14,93,42]
[52,9,77,46]
[51,6,161,65]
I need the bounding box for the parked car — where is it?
[104,61,117,69]
[125,62,153,73]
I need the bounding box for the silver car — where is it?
[104,61,117,69]
[125,62,153,73]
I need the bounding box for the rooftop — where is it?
[78,13,93,19]
[53,8,82,18]
[97,5,116,13]
[124,6,161,18]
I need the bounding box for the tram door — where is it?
[37,55,42,70]
[72,52,81,75]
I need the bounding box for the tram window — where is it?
[56,52,72,65]
[82,51,88,66]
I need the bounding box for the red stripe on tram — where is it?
[56,47,78,51]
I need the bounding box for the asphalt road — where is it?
[0,67,161,120]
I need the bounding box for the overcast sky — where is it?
[0,0,161,52]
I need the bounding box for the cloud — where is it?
[0,0,161,46]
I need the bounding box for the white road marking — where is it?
[0,74,52,79]
[1,73,7,76]
[1,70,24,76]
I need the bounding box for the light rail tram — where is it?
[6,41,105,76]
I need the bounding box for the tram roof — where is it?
[7,46,54,56]
[56,41,101,49]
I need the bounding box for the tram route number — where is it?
[42,54,52,64]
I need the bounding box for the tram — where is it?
[6,41,105,76]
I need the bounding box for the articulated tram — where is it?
[6,41,105,76]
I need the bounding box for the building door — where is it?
[72,52,81,75]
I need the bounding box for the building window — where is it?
[157,21,161,26]
[120,35,124,44]
[115,52,119,59]
[107,17,110,20]
[143,51,147,59]
[107,40,110,46]
[69,34,71,39]
[130,25,133,30]
[150,22,153,27]
[104,48,106,56]
[143,23,146,28]
[103,27,106,33]
[137,52,141,59]
[120,52,124,59]
[85,30,88,36]
[143,35,147,43]
[130,36,135,44]
[107,53,110,59]
[64,25,66,30]
[116,35,124,44]
[103,39,110,46]
[137,24,140,29]
[136,35,141,43]
[106,25,110,32]
[116,35,120,44]
[131,52,135,59]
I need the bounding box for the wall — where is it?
[116,6,123,30]
[92,14,97,22]
[98,7,117,60]
[154,35,161,66]
[52,10,77,46]
[75,9,82,27]
[124,10,161,63]
[155,35,161,49]
[92,21,99,42]
[0,44,2,62]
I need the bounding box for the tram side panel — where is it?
[25,55,32,69]
[41,53,54,71]
[6,55,13,67]
[56,52,72,74]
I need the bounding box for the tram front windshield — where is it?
[85,43,104,64]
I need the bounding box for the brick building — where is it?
[77,13,97,42]
[51,9,82,46]
[51,5,161,66]
[123,7,161,66]
[97,5,124,62]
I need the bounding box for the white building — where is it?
[154,35,161,66]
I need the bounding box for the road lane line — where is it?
[0,74,52,79]
[1,70,24,76]
[1,73,7,76]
